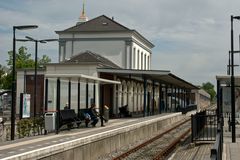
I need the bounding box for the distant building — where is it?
[192,89,211,111]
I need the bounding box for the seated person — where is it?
[89,104,99,127]
[119,105,130,117]
[64,102,69,110]
[84,112,91,127]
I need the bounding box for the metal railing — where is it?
[180,104,197,114]
[210,117,223,160]
[191,110,217,142]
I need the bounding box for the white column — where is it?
[126,45,130,69]
[148,55,151,70]
[136,50,139,69]
[133,83,137,111]
[118,84,122,108]
[128,82,133,112]
[142,53,146,70]
[132,47,135,69]
[113,76,117,115]
[138,50,140,69]
[146,55,148,70]
[123,82,127,106]
[138,84,141,111]
[141,87,144,111]
[139,51,142,70]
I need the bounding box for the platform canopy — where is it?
[45,73,121,84]
[216,75,240,86]
[97,68,198,89]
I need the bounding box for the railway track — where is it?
[112,118,191,160]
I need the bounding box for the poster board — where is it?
[21,93,31,118]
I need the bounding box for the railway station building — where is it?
[16,10,210,118]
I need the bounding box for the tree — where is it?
[0,64,6,89]
[201,82,216,102]
[7,46,51,69]
[1,73,12,89]
[0,65,11,89]
[38,55,51,68]
[7,46,35,69]
[3,46,52,89]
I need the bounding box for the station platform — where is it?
[169,115,240,160]
[0,112,184,160]
[222,118,240,160]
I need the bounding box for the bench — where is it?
[119,105,131,117]
[59,109,81,130]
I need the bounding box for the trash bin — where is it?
[44,112,56,132]
[104,105,109,122]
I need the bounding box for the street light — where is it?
[230,15,240,143]
[25,36,58,119]
[11,25,38,140]
[228,51,231,75]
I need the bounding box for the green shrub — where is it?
[17,116,45,138]
[17,119,32,138]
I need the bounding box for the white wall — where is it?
[58,32,153,70]
[16,72,25,114]
[46,64,100,110]
[60,40,125,68]
[72,41,125,68]
[46,64,98,76]
[59,32,130,68]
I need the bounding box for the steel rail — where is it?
[153,128,191,160]
[112,118,191,160]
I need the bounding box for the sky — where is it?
[1,0,240,87]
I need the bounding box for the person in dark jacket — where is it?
[89,104,99,127]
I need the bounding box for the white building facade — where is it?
[56,15,154,70]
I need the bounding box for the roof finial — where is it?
[82,0,85,16]
[77,0,88,25]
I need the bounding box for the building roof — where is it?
[216,75,240,86]
[61,50,120,69]
[45,74,121,84]
[56,15,154,48]
[97,68,198,89]
[59,15,130,32]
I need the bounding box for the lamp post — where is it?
[11,25,38,140]
[230,15,240,143]
[228,51,231,75]
[25,36,58,118]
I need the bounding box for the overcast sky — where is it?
[1,0,240,87]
